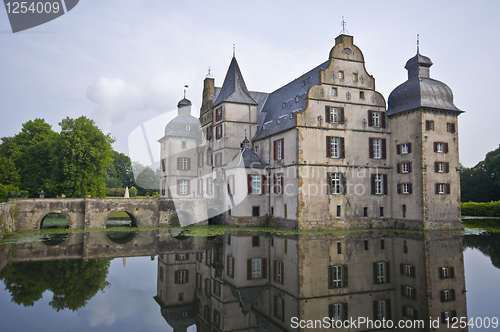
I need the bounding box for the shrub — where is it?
[461,201,500,217]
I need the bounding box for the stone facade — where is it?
[160,33,463,230]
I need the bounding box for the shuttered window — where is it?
[326,136,345,158]
[247,258,267,280]
[328,265,348,289]
[273,138,285,160]
[325,106,345,124]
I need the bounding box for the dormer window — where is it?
[276,115,287,125]
[263,121,272,130]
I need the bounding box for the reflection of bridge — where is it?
[8,198,209,231]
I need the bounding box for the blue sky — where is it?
[1,0,499,167]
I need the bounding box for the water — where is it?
[0,227,499,331]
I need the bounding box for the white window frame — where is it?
[330,107,339,123]
[332,303,342,321]
[402,163,409,173]
[179,180,188,195]
[372,111,380,127]
[401,143,409,154]
[338,71,344,79]
[403,183,410,194]
[405,264,413,276]
[330,137,340,158]
[276,173,283,195]
[375,174,383,195]
[251,258,262,279]
[377,300,386,320]
[277,261,283,284]
[373,138,381,159]
[332,87,338,96]
[277,139,283,160]
[437,142,444,153]
[252,175,262,195]
[353,73,358,81]
[377,262,386,283]
[442,267,449,278]
[181,141,187,149]
[178,253,186,260]
[406,286,414,298]
[330,172,341,194]
[332,265,343,288]
[443,290,450,301]
[438,183,445,194]
[407,307,415,318]
[178,270,186,283]
[180,157,188,170]
[438,162,444,173]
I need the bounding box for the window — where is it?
[252,235,260,247]
[226,256,234,278]
[402,204,406,217]
[274,296,285,321]
[274,173,283,194]
[159,266,163,281]
[403,183,410,194]
[401,162,411,173]
[440,289,455,302]
[373,138,381,158]
[434,141,448,153]
[337,242,342,254]
[381,239,385,250]
[372,111,380,127]
[403,306,417,319]
[402,144,409,154]
[176,253,187,261]
[252,206,260,217]
[353,73,358,81]
[328,265,348,289]
[207,149,212,165]
[263,121,273,130]
[175,270,188,284]
[213,309,221,326]
[214,152,222,167]
[380,207,384,217]
[251,258,262,279]
[402,264,415,277]
[161,179,167,196]
[439,267,454,279]
[374,300,390,320]
[329,172,342,194]
[179,157,189,170]
[437,183,446,194]
[397,142,412,154]
[179,180,188,195]
[207,178,212,195]
[368,110,386,128]
[252,175,261,194]
[336,205,341,217]
[435,161,449,173]
[196,273,202,290]
[290,110,299,119]
[325,106,345,124]
[212,280,221,297]
[284,204,288,218]
[441,311,457,323]
[338,71,344,79]
[403,286,416,299]
[181,141,187,149]
[374,261,389,284]
[447,122,456,133]
[215,106,222,122]
[274,138,284,160]
[425,120,434,131]
[326,136,345,159]
[215,124,223,139]
[274,260,284,284]
[332,87,338,96]
[329,303,347,322]
[404,240,408,254]
[364,240,369,250]
[375,174,383,194]
[363,207,368,217]
[360,91,365,99]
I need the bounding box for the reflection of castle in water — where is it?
[155,231,467,331]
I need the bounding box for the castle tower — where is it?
[388,48,464,229]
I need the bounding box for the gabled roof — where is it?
[226,148,267,169]
[253,60,330,140]
[213,57,258,106]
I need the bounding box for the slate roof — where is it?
[225,148,267,169]
[253,60,330,140]
[214,57,258,106]
[388,52,463,115]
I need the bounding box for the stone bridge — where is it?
[6,197,210,231]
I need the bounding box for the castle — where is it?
[158,34,463,230]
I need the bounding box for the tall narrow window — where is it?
[327,136,345,159]
[373,138,381,159]
[179,180,188,195]
[274,138,284,160]
[375,174,383,194]
[252,175,262,194]
[338,71,344,79]
[251,258,262,279]
[332,87,338,96]
[353,73,358,81]
[372,111,380,127]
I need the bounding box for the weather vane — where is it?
[340,16,349,34]
[417,34,420,53]
[206,66,213,78]
[233,44,235,57]
[184,84,189,99]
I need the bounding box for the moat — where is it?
[1,223,499,331]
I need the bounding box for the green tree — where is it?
[48,116,114,197]
[105,151,135,189]
[0,119,56,197]
[0,156,20,201]
[133,162,160,196]
[0,259,111,311]
[461,145,500,202]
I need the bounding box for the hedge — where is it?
[461,201,500,217]
[106,187,138,197]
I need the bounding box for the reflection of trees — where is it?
[464,233,500,269]
[0,259,111,311]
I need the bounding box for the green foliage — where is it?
[0,119,57,197]
[462,201,500,217]
[0,184,19,202]
[461,145,500,202]
[48,116,114,198]
[105,151,135,189]
[464,232,500,269]
[0,259,111,311]
[0,156,20,187]
[106,187,137,197]
[129,186,138,197]
[132,162,160,196]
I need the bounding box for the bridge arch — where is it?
[104,210,138,228]
[39,211,72,230]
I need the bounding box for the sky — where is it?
[1,0,499,167]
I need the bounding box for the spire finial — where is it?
[233,44,235,57]
[184,84,188,99]
[417,34,420,54]
[340,16,349,35]
[206,66,213,78]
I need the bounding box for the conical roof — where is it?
[213,57,257,106]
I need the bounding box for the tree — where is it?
[48,116,114,197]
[0,119,56,197]
[461,145,500,202]
[0,156,20,201]
[0,259,111,311]
[105,151,135,189]
[133,161,160,196]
